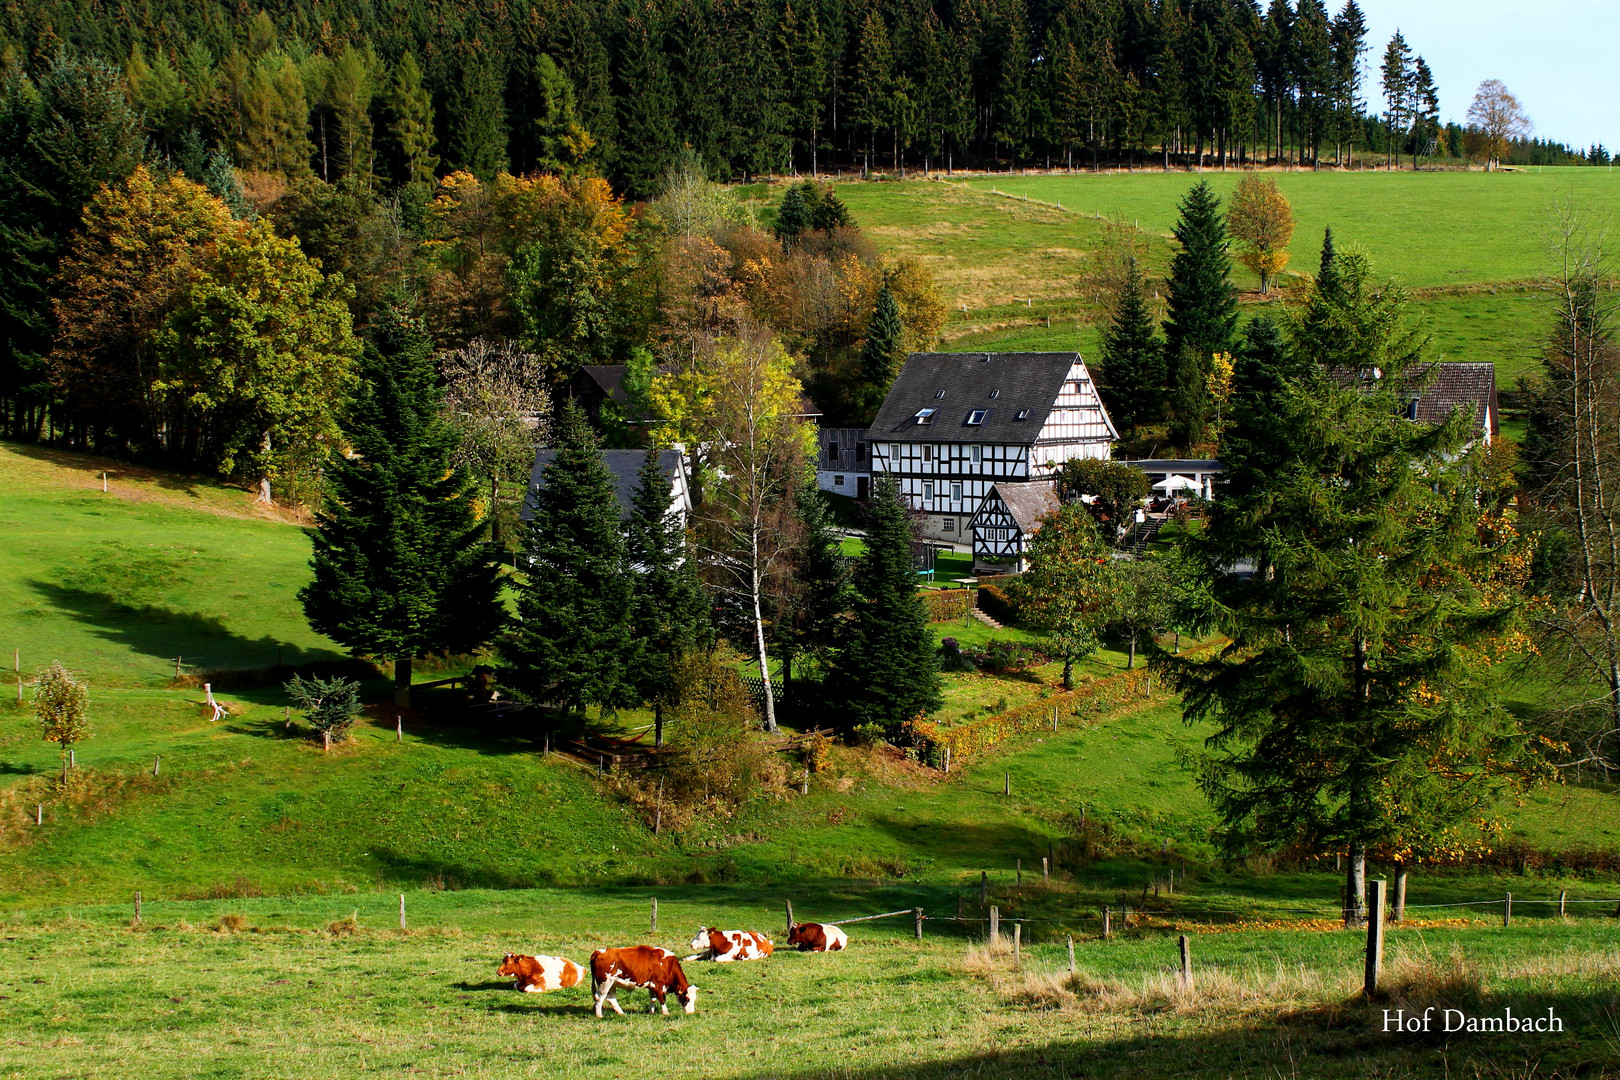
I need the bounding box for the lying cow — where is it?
[786,922,848,953]
[590,946,698,1017]
[497,953,584,994]
[688,926,773,962]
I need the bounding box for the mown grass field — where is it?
[809,169,1620,388]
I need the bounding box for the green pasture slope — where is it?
[5,442,1620,1076]
[826,167,1620,385]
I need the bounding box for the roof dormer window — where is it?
[914,408,936,425]
[1015,408,1030,421]
[989,389,1000,399]
[966,410,987,425]
[934,389,946,399]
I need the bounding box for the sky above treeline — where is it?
[1357,0,1615,150]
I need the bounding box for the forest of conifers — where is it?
[0,0,1594,198]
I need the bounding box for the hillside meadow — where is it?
[792,168,1619,386]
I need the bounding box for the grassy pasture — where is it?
[824,171,1615,387]
[3,887,1619,1079]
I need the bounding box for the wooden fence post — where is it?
[943,746,951,774]
[1042,857,1049,882]
[989,907,1000,946]
[1004,771,1010,796]
[323,730,331,753]
[651,898,658,933]
[399,893,407,930]
[396,716,402,743]
[1178,935,1192,990]
[980,871,988,904]
[1503,892,1512,927]
[153,755,160,776]
[957,894,964,918]
[1066,934,1076,973]
[785,900,794,938]
[134,892,142,926]
[1559,890,1568,918]
[1364,878,1385,998]
[1102,906,1111,938]
[914,908,923,939]
[1013,922,1021,966]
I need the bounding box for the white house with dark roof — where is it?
[865,352,1116,541]
[521,448,692,529]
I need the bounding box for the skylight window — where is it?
[966,410,987,425]
[934,390,946,399]
[1014,408,1031,421]
[914,408,936,425]
[989,389,1000,399]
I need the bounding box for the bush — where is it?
[939,636,976,672]
[922,589,971,622]
[283,673,362,742]
[977,580,1022,626]
[662,652,769,808]
[981,639,1048,674]
[852,722,888,746]
[806,731,833,774]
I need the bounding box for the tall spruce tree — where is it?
[1221,314,1307,499]
[1163,179,1237,365]
[503,400,634,716]
[300,298,502,707]
[1098,256,1164,434]
[775,480,852,698]
[448,49,508,181]
[832,475,941,735]
[857,283,906,420]
[625,445,706,747]
[385,52,438,187]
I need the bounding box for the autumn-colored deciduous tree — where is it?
[1226,173,1293,294]
[1466,80,1531,171]
[34,661,89,786]
[154,219,361,502]
[1014,502,1115,689]
[50,166,235,449]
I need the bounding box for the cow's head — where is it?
[679,984,699,1014]
[786,923,807,947]
[497,953,524,977]
[689,927,712,951]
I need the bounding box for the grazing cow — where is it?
[786,922,848,953]
[590,946,698,1017]
[688,927,773,962]
[497,953,584,994]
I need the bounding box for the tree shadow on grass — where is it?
[27,580,347,677]
[5,441,228,501]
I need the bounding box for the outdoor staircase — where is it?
[1128,517,1165,554]
[972,608,1004,631]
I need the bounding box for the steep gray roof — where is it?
[986,480,1059,534]
[520,448,684,522]
[1407,362,1498,438]
[866,352,1082,445]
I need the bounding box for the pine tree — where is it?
[1380,31,1413,169]
[774,180,812,241]
[448,49,508,182]
[857,283,906,419]
[300,297,502,708]
[385,52,438,187]
[1098,256,1164,434]
[1221,314,1308,499]
[1163,180,1237,364]
[503,400,634,716]
[1316,226,1340,298]
[775,481,851,699]
[625,445,706,747]
[533,54,592,173]
[614,15,679,198]
[832,474,941,735]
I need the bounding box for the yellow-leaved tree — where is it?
[1226,174,1294,294]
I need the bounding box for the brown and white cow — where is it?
[589,946,698,1017]
[786,922,848,953]
[687,927,773,962]
[497,953,585,994]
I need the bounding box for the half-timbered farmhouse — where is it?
[865,352,1116,542]
[816,427,871,498]
[969,480,1059,574]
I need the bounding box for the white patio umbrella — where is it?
[1151,475,1200,493]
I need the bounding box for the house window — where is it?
[1405,398,1420,420]
[971,445,982,464]
[935,389,946,399]
[1015,408,1030,421]
[923,445,933,462]
[856,443,866,462]
[989,389,1000,399]
[834,474,845,486]
[943,518,955,532]
[951,483,962,501]
[967,410,987,425]
[923,481,935,501]
[890,443,900,463]
[826,443,838,464]
[915,408,936,425]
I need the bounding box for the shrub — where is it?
[977,581,1022,626]
[981,640,1048,674]
[922,589,972,622]
[34,661,90,782]
[939,637,975,672]
[806,731,832,773]
[661,651,770,808]
[852,722,887,746]
[284,673,362,742]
